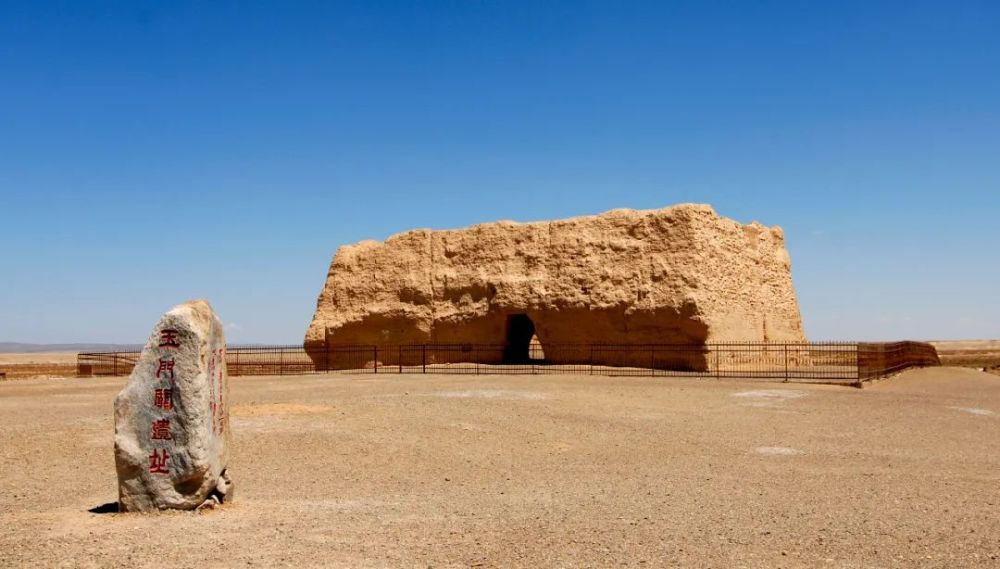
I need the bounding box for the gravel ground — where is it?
[1,367,998,568]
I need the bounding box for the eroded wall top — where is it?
[305,203,805,348]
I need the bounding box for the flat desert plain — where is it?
[0,351,78,378]
[1,368,999,568]
[933,340,1000,372]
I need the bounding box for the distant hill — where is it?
[0,342,140,353]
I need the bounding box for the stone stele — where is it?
[305,203,806,370]
[114,299,233,512]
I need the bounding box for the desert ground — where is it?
[932,341,1000,373]
[1,368,999,568]
[0,351,78,379]
[0,352,76,379]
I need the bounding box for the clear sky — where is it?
[2,1,998,344]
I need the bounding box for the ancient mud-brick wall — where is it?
[305,204,806,370]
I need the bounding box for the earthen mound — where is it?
[305,204,805,370]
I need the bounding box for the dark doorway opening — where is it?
[503,314,536,364]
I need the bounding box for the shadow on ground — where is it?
[88,502,118,514]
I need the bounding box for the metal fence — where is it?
[77,340,939,385]
[857,341,941,381]
[77,345,316,378]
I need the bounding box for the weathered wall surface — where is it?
[305,204,805,367]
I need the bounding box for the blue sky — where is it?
[2,1,998,343]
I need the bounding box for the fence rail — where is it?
[77,341,939,385]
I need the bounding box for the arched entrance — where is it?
[503,314,535,364]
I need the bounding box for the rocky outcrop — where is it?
[305,204,805,369]
[114,300,233,512]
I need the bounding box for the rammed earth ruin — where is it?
[305,204,806,370]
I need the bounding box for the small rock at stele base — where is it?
[113,299,234,512]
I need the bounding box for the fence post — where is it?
[855,343,863,388]
[373,346,378,374]
[280,348,285,376]
[399,345,403,374]
[649,347,654,377]
[714,346,720,380]
[783,344,789,383]
[422,344,426,374]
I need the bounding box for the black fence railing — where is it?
[76,345,316,378]
[77,341,940,385]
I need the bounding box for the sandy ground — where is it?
[0,351,78,379]
[1,368,999,568]
[0,351,78,365]
[932,341,1000,372]
[931,340,1000,352]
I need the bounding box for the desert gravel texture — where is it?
[1,367,999,568]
